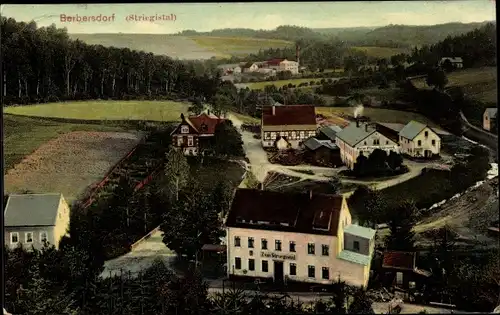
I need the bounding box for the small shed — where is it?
[483,108,497,132]
[302,137,342,167]
[381,251,432,290]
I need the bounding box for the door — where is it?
[424,150,431,158]
[273,261,284,283]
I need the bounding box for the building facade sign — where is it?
[261,251,296,260]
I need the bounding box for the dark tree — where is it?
[213,120,245,157]
[426,67,448,90]
[353,153,368,176]
[348,287,375,314]
[387,150,403,170]
[367,149,389,174]
[442,59,454,72]
[385,200,418,251]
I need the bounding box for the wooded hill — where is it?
[177,21,494,48]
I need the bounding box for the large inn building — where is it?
[225,189,376,288]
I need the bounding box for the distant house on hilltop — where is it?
[483,108,497,132]
[439,57,463,69]
[4,193,70,250]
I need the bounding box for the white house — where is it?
[335,121,400,170]
[242,62,260,73]
[398,120,441,158]
[225,189,376,288]
[439,57,463,69]
[279,60,299,74]
[261,105,317,149]
[217,64,242,75]
[4,193,71,250]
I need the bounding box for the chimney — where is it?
[260,182,264,190]
[356,119,360,128]
[180,113,185,121]
[296,44,300,66]
[272,105,276,116]
[365,124,369,132]
[207,110,210,116]
[309,190,313,200]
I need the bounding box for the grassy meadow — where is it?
[316,106,440,127]
[411,67,497,104]
[4,100,189,122]
[188,36,293,58]
[245,78,324,90]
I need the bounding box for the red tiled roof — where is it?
[226,189,343,236]
[187,113,225,134]
[262,105,317,126]
[382,251,416,271]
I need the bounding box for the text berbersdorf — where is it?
[261,251,296,260]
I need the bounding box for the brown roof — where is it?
[267,58,285,66]
[187,113,225,134]
[262,105,317,126]
[382,251,416,271]
[226,189,344,236]
[201,244,227,252]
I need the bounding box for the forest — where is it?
[1,17,221,106]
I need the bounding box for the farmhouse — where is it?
[225,189,376,288]
[335,121,399,170]
[398,120,441,158]
[242,62,260,73]
[261,105,317,149]
[279,60,299,74]
[381,251,432,290]
[301,137,342,167]
[171,112,225,156]
[217,64,242,75]
[483,108,497,132]
[4,193,70,250]
[439,57,463,69]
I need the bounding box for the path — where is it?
[228,113,442,192]
[100,230,176,279]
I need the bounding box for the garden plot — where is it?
[4,131,142,202]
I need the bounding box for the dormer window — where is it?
[200,123,208,133]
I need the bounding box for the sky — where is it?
[0,1,496,34]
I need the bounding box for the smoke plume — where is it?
[353,105,364,118]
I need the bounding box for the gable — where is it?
[171,119,199,135]
[412,126,440,141]
[354,131,397,147]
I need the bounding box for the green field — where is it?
[230,112,260,124]
[411,67,497,104]
[3,114,126,172]
[316,106,440,127]
[351,46,409,58]
[188,36,293,58]
[4,100,189,121]
[245,78,324,90]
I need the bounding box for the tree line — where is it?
[1,17,221,106]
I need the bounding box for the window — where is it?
[417,140,422,146]
[234,236,241,247]
[424,131,428,138]
[181,125,189,134]
[308,131,316,137]
[40,231,48,243]
[386,140,389,145]
[235,257,241,270]
[290,263,297,276]
[275,240,282,251]
[25,232,33,244]
[322,245,329,256]
[373,139,380,145]
[249,259,255,271]
[187,136,194,146]
[271,132,277,140]
[289,241,296,252]
[364,141,367,145]
[177,137,183,147]
[322,267,330,280]
[265,132,271,140]
[299,131,305,139]
[291,131,297,139]
[280,131,286,137]
[307,243,315,255]
[10,232,19,244]
[308,265,315,278]
[432,140,436,146]
[262,260,269,272]
[261,238,268,250]
[353,241,360,252]
[248,237,254,248]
